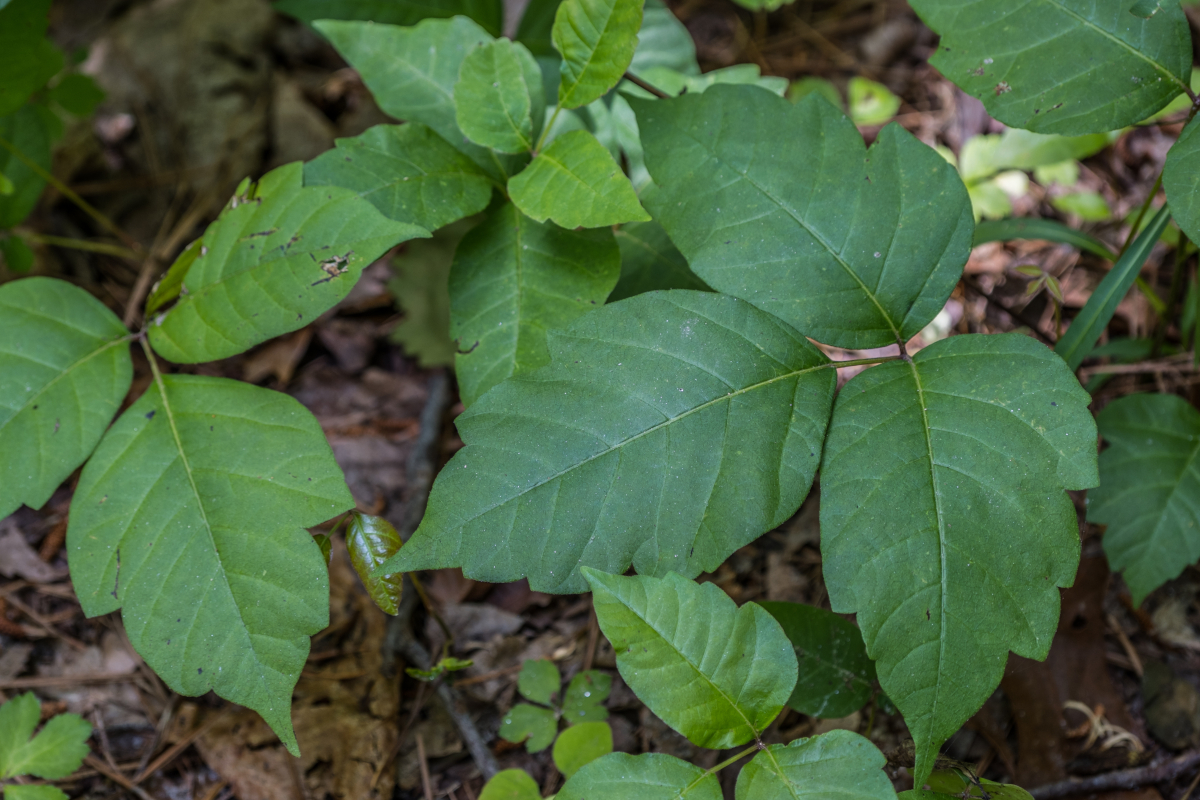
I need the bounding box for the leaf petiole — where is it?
[682,743,761,793]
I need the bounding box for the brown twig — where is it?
[1029,750,1200,799]
[583,604,600,672]
[623,71,671,99]
[84,755,156,800]
[0,672,136,690]
[38,518,67,562]
[132,708,229,784]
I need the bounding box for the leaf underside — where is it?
[557,752,722,800]
[734,730,897,800]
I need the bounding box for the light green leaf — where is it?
[479,769,542,800]
[148,162,426,363]
[557,752,722,800]
[456,40,545,154]
[553,721,612,778]
[734,730,897,800]
[631,0,698,75]
[1051,190,1111,221]
[611,218,712,302]
[584,569,797,748]
[562,670,611,724]
[0,711,91,780]
[449,202,619,405]
[518,659,562,706]
[1089,393,1200,604]
[0,235,34,272]
[1034,160,1081,187]
[622,64,787,99]
[730,0,787,9]
[911,0,1191,134]
[346,513,403,615]
[0,0,62,117]
[509,130,649,228]
[989,129,1113,172]
[848,77,901,126]
[275,0,503,37]
[788,77,843,110]
[47,74,105,116]
[636,86,973,349]
[304,124,493,230]
[1164,117,1200,244]
[0,277,132,520]
[500,703,559,752]
[4,785,71,800]
[553,0,643,109]
[0,105,61,229]
[820,332,1098,786]
[758,602,876,719]
[0,693,39,778]
[68,375,354,756]
[383,291,836,593]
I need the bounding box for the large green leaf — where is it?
[820,333,1098,786]
[1164,118,1200,245]
[148,162,425,363]
[611,219,712,302]
[449,202,619,405]
[0,277,132,520]
[509,130,649,228]
[68,375,354,756]
[381,291,837,593]
[910,0,1191,135]
[585,570,796,748]
[0,0,62,117]
[455,39,544,154]
[1089,393,1200,604]
[315,18,522,180]
[0,694,91,781]
[553,0,643,110]
[636,86,973,350]
[304,124,493,231]
[631,0,698,75]
[274,0,503,37]
[0,104,61,228]
[734,730,897,800]
[557,752,722,800]
[758,601,876,719]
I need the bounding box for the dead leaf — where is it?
[0,521,67,582]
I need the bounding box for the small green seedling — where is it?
[499,659,611,754]
[0,693,92,800]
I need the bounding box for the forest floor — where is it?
[3,1,1200,799]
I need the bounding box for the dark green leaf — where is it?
[479,769,542,800]
[0,235,34,272]
[821,333,1098,785]
[585,570,796,748]
[304,124,493,230]
[637,87,973,349]
[346,513,403,615]
[69,375,354,756]
[518,659,561,706]
[0,277,132,520]
[448,202,619,406]
[563,670,611,724]
[734,730,897,800]
[516,0,563,57]
[553,721,612,778]
[383,291,836,593]
[911,0,1191,134]
[274,0,503,37]
[0,0,62,117]
[314,533,332,566]
[47,74,105,116]
[611,218,712,302]
[631,0,698,75]
[1164,118,1200,245]
[0,104,61,229]
[455,40,544,154]
[499,703,558,752]
[972,218,1116,260]
[148,162,426,363]
[553,0,643,109]
[557,752,722,800]
[758,601,875,719]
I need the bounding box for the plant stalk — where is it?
[17,231,140,261]
[829,355,904,369]
[624,71,672,99]
[683,743,761,792]
[534,106,562,154]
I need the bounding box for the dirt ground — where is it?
[2,1,1200,799]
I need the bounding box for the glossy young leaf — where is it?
[509,130,649,228]
[734,730,897,800]
[611,218,713,302]
[0,104,60,228]
[518,658,562,706]
[479,769,542,800]
[68,375,354,756]
[455,39,544,154]
[553,721,613,778]
[1089,393,1200,605]
[0,277,132,520]
[0,0,62,117]
[148,162,425,363]
[631,0,698,75]
[820,333,1098,785]
[758,601,875,719]
[557,752,722,800]
[275,0,503,36]
[553,0,643,109]
[346,513,403,615]
[448,202,620,405]
[304,124,493,231]
[499,703,558,752]
[0,693,91,781]
[563,670,611,724]
[910,0,1191,134]
[383,291,837,593]
[637,86,973,349]
[1164,118,1200,245]
[585,569,797,748]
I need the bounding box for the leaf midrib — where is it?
[557,0,624,108]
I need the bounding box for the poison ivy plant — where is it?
[734,730,897,800]
[0,693,92,800]
[499,658,612,753]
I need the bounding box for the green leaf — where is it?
[0,694,92,781]
[479,769,542,800]
[584,570,797,748]
[848,77,901,126]
[518,659,562,706]
[500,703,559,752]
[0,104,60,229]
[0,0,62,117]
[557,752,722,800]
[448,202,620,405]
[384,291,836,592]
[0,235,34,272]
[989,129,1112,172]
[788,77,843,110]
[509,130,649,228]
[623,64,787,99]
[455,40,544,154]
[911,0,1191,134]
[729,0,787,9]
[1055,205,1171,371]
[562,670,611,724]
[631,0,698,75]
[304,124,493,231]
[553,721,612,778]
[346,513,403,615]
[47,74,105,116]
[314,533,332,566]
[553,0,643,109]
[610,219,712,302]
[1164,118,1200,245]
[0,277,132,520]
[388,218,475,368]
[145,239,202,317]
[758,601,875,719]
[734,730,897,800]
[1051,191,1111,221]
[148,162,426,363]
[0,693,39,778]
[636,86,973,349]
[68,375,354,756]
[1089,393,1200,604]
[4,785,71,800]
[820,332,1098,786]
[972,218,1116,260]
[274,0,503,37]
[918,771,1034,800]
